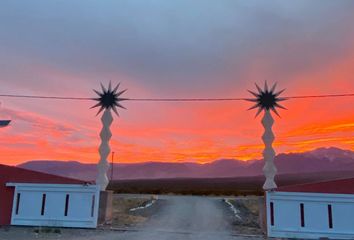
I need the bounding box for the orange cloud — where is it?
[1,44,354,166]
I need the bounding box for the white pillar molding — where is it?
[96,109,113,191]
[262,109,277,190]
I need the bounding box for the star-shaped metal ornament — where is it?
[91,82,128,116]
[247,81,287,117]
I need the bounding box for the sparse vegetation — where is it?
[111,195,155,227]
[33,227,61,234]
[108,177,264,196]
[108,172,343,196]
[227,197,263,235]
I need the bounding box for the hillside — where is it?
[17,147,354,181]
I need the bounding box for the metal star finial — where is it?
[247,81,287,117]
[91,82,128,116]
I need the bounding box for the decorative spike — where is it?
[90,102,101,109]
[255,107,263,117]
[112,106,120,116]
[93,89,102,96]
[271,106,281,117]
[275,102,287,110]
[92,82,127,116]
[113,83,121,93]
[96,106,105,116]
[248,103,261,110]
[248,90,259,97]
[248,81,287,117]
[108,81,112,92]
[275,89,285,97]
[117,89,128,96]
[100,82,107,93]
[115,102,127,109]
[255,83,262,93]
[264,80,268,92]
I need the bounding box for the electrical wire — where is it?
[127,98,247,101]
[284,93,354,99]
[0,94,91,100]
[0,93,353,101]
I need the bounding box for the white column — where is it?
[96,109,113,191]
[262,110,277,190]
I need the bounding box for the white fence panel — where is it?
[7,183,100,228]
[267,191,354,239]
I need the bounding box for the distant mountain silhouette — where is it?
[17,147,354,181]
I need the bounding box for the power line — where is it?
[284,93,354,99]
[129,93,354,101]
[0,94,91,100]
[128,98,247,101]
[0,93,353,101]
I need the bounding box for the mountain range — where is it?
[17,147,354,181]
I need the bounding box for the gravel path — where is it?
[115,195,264,240]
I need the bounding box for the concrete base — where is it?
[98,190,113,225]
[258,195,267,234]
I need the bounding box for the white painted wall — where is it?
[267,191,354,239]
[7,183,100,228]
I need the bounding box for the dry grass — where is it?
[239,197,260,215]
[111,195,153,227]
[108,177,265,196]
[108,172,349,196]
[228,197,263,235]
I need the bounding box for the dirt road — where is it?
[115,195,263,240]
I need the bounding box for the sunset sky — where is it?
[0,0,354,165]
